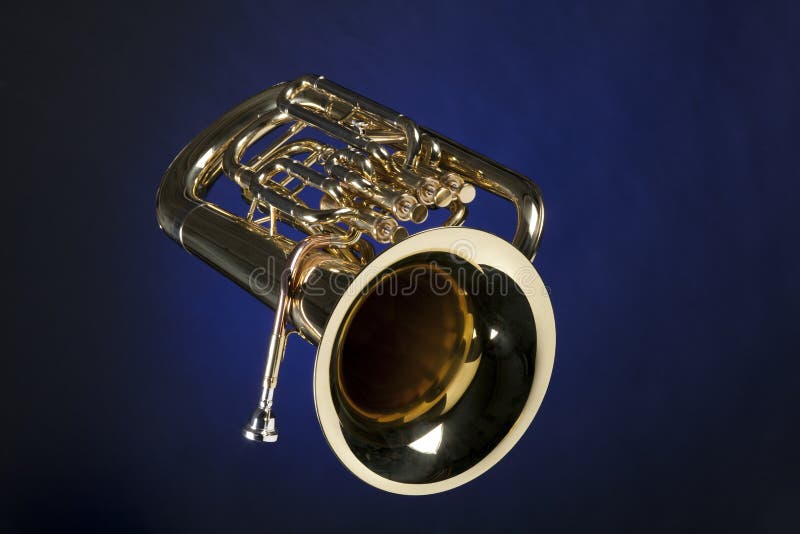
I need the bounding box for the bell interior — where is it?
[329,251,537,484]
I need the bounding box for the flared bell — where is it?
[314,227,556,495]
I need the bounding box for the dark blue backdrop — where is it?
[3,1,799,532]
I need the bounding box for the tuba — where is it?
[156,75,555,495]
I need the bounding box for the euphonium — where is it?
[156,75,555,494]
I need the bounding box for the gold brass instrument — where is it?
[156,75,555,494]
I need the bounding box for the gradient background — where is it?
[3,1,799,532]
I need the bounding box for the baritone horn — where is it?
[156,75,556,495]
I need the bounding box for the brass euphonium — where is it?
[156,75,555,494]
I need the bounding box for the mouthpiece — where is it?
[243,404,278,443]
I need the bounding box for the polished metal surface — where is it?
[156,75,555,494]
[315,228,555,494]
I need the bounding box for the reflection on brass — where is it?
[156,75,555,494]
[337,265,478,425]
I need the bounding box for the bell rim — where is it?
[313,226,556,495]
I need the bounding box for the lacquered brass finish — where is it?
[156,75,555,494]
[337,264,478,426]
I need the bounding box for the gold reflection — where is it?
[336,264,480,425]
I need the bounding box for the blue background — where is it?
[3,1,799,532]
